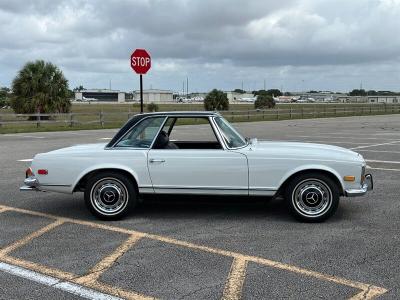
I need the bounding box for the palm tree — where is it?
[11,60,71,114]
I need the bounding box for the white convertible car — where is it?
[21,111,373,222]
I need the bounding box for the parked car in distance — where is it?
[21,111,373,222]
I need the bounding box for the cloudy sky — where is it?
[0,0,400,93]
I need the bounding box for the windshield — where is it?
[214,117,247,148]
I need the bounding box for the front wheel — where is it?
[285,173,340,222]
[84,172,137,220]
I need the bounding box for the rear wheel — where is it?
[84,171,137,220]
[285,173,340,222]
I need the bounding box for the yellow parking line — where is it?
[349,286,389,300]
[75,233,144,284]
[1,255,76,281]
[0,255,154,300]
[247,256,387,299]
[0,207,9,214]
[84,280,155,300]
[148,234,387,299]
[221,258,248,300]
[0,205,388,299]
[0,219,64,256]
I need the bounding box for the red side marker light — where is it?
[38,169,48,175]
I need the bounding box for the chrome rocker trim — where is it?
[345,174,373,197]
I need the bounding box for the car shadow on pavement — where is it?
[14,192,349,224]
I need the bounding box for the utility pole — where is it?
[187,77,189,98]
[264,79,266,91]
[241,81,244,91]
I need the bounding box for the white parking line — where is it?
[287,135,393,141]
[358,149,400,154]
[21,136,45,139]
[0,262,122,300]
[351,141,400,150]
[98,137,112,140]
[315,132,400,137]
[17,159,33,162]
[283,139,369,145]
[2,134,45,139]
[366,159,400,164]
[368,167,400,172]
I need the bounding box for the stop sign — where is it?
[130,49,151,74]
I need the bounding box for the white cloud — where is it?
[0,0,399,92]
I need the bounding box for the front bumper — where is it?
[345,174,373,197]
[20,176,41,191]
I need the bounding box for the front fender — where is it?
[277,164,345,193]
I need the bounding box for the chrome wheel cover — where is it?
[292,178,332,218]
[90,177,129,216]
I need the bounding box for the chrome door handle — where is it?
[149,158,165,163]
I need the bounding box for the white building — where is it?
[74,89,125,102]
[133,89,174,103]
[225,91,256,103]
[367,96,400,103]
[337,95,400,103]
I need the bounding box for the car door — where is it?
[147,117,248,195]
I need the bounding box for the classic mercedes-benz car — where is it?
[21,111,373,222]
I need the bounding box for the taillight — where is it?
[38,169,48,175]
[25,168,33,178]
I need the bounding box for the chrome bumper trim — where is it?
[24,176,38,187]
[345,174,373,197]
[20,176,41,191]
[20,185,40,191]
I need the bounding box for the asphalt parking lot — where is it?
[1,114,399,299]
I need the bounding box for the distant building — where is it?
[133,89,173,103]
[225,91,255,103]
[367,96,399,103]
[74,89,125,102]
[337,95,400,103]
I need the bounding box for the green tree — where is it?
[204,89,229,111]
[11,60,71,114]
[233,88,245,94]
[73,85,85,91]
[254,89,282,97]
[0,87,10,107]
[266,89,282,97]
[254,94,275,109]
[349,89,366,96]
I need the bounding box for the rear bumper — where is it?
[345,174,373,197]
[20,176,41,192]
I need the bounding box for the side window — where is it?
[116,117,165,148]
[155,117,222,149]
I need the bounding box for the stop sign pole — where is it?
[130,49,151,113]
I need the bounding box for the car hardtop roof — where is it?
[138,111,221,117]
[106,111,221,148]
